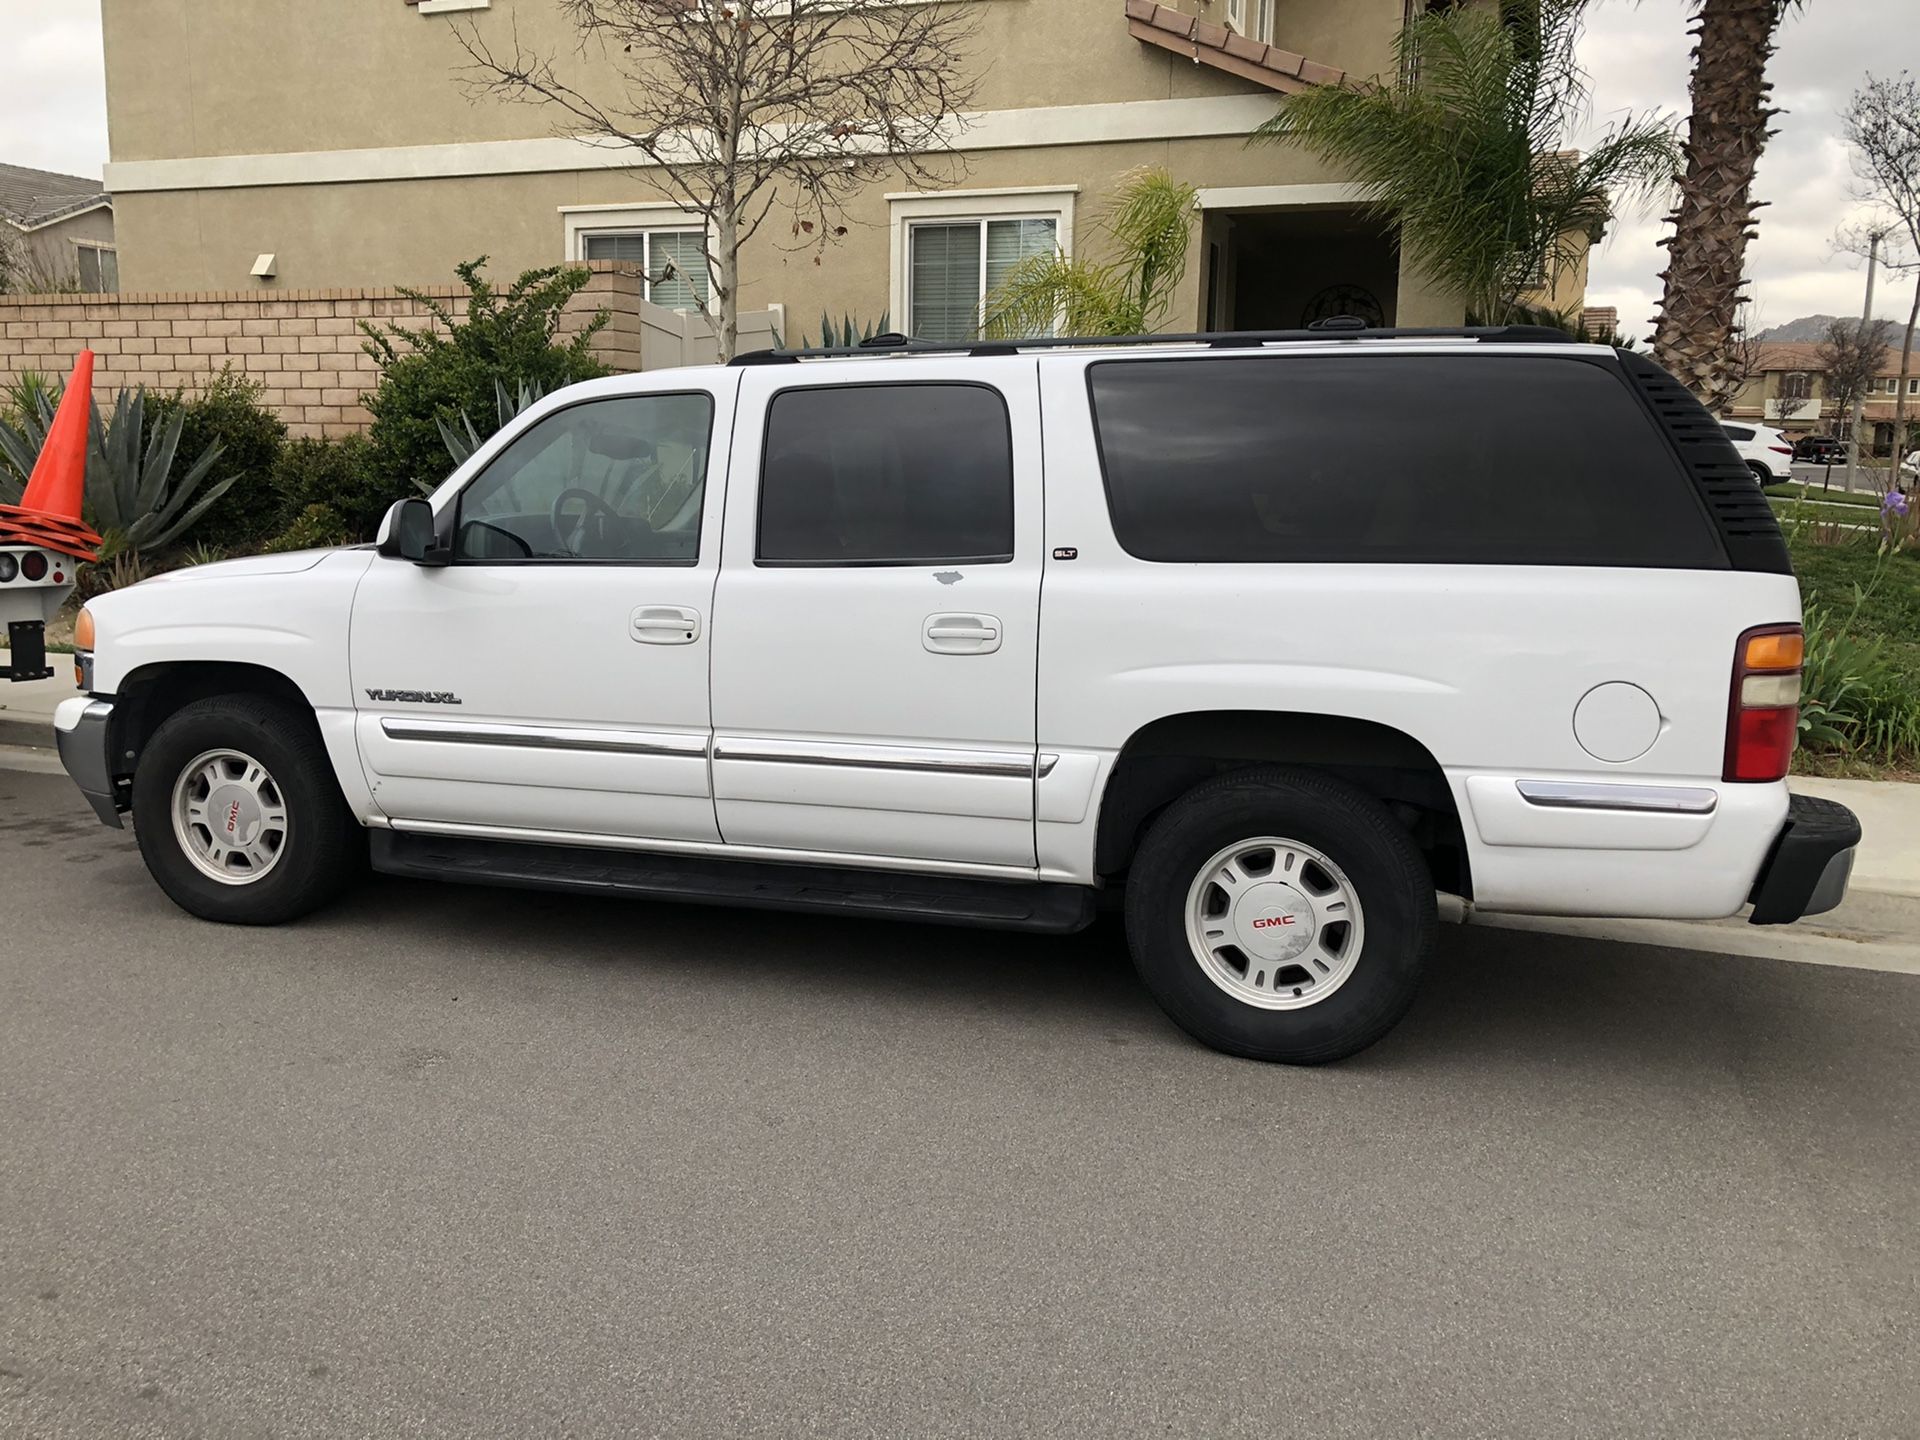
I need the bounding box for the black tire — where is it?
[1749,462,1783,488]
[131,694,363,925]
[1123,766,1435,1064]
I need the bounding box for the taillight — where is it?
[1769,445,1793,455]
[1724,624,1803,782]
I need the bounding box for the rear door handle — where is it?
[924,613,1002,655]
[631,605,701,645]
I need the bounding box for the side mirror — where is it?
[377,497,447,566]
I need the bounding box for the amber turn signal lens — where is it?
[1743,631,1803,671]
[74,606,95,651]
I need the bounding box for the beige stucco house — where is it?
[101,0,1589,344]
[0,165,118,293]
[1728,340,1920,453]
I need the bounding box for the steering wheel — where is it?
[549,487,621,557]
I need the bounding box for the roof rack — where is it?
[730,323,1579,366]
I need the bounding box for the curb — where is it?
[0,715,53,752]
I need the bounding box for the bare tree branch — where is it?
[1843,72,1920,464]
[451,0,983,358]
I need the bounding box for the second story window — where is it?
[1226,0,1273,40]
[1780,371,1813,402]
[75,243,118,294]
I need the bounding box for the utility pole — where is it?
[1845,229,1885,495]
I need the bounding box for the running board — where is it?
[369,831,1097,934]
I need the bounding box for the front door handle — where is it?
[924,613,1002,655]
[631,605,702,645]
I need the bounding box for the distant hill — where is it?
[1756,315,1846,342]
[1757,313,1915,343]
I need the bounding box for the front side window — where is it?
[758,383,1014,565]
[908,217,1058,341]
[455,394,714,563]
[582,229,711,311]
[1088,354,1725,568]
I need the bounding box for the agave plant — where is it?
[435,376,551,475]
[87,387,238,553]
[0,385,56,504]
[800,313,891,349]
[2,383,235,554]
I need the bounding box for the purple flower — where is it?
[1884,491,1910,519]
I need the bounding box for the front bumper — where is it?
[1748,792,1860,924]
[53,696,124,829]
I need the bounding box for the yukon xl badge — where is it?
[366,689,463,705]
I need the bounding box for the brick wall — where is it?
[0,263,778,438]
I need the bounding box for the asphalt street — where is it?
[2,766,1917,1438]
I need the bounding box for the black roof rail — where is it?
[730,324,1581,366]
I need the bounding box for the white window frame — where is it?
[1908,377,1919,396]
[73,240,118,294]
[1251,0,1274,41]
[560,203,717,315]
[416,0,491,14]
[887,187,1078,339]
[1226,0,1246,33]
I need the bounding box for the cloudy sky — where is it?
[1,0,1916,341]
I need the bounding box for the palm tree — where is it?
[1650,0,1802,407]
[1252,0,1677,326]
[983,169,1198,339]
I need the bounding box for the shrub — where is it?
[262,503,352,554]
[146,368,288,552]
[269,434,405,542]
[360,257,608,497]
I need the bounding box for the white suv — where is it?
[52,328,1861,1063]
[1720,420,1795,485]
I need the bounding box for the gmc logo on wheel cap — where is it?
[1251,915,1297,929]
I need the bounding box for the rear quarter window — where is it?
[1087,354,1727,568]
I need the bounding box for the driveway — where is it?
[2,767,1917,1438]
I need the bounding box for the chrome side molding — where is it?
[1515,780,1719,815]
[715,735,1056,780]
[379,717,708,759]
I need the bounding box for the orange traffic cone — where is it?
[0,348,103,562]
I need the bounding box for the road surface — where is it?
[1,767,1916,1438]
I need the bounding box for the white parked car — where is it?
[1720,420,1795,485]
[54,327,1860,1063]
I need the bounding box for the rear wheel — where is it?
[132,695,363,924]
[1124,767,1435,1064]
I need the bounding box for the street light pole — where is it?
[1845,230,1883,495]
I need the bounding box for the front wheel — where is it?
[1124,767,1436,1064]
[132,694,363,925]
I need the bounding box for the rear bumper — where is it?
[54,696,124,829]
[1748,792,1859,924]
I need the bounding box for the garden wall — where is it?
[0,263,781,438]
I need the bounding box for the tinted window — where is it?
[455,394,713,563]
[1721,425,1755,441]
[758,384,1014,564]
[1088,355,1724,567]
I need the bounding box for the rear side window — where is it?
[1087,354,1726,567]
[1721,425,1755,441]
[758,383,1014,565]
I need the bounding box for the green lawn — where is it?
[1768,482,1885,509]
[1787,532,1920,777]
